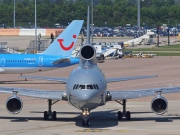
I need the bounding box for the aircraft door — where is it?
[38,56,43,66]
[1,58,5,66]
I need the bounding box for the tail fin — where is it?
[42,20,84,56]
[86,6,90,44]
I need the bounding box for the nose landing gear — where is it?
[82,108,91,126]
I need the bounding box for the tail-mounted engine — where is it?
[80,45,96,60]
[151,95,168,115]
[6,96,23,114]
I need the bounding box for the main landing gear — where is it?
[82,108,91,126]
[44,99,59,120]
[116,99,131,120]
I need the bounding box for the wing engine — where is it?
[6,96,23,114]
[151,96,168,115]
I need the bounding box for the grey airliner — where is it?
[1,7,180,126]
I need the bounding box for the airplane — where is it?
[0,20,84,74]
[1,7,180,127]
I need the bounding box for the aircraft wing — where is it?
[52,58,71,64]
[106,75,157,83]
[0,87,66,100]
[109,86,180,100]
[21,76,68,83]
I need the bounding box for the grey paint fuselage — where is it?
[66,64,107,110]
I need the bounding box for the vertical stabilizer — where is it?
[79,6,97,66]
[42,20,84,56]
[86,6,90,44]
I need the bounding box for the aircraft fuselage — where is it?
[0,54,79,74]
[66,65,107,110]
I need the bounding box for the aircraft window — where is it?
[96,84,99,89]
[73,84,99,90]
[87,85,93,89]
[73,85,76,89]
[75,84,79,89]
[79,85,85,89]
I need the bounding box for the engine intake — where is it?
[151,96,168,115]
[80,45,95,60]
[6,96,23,114]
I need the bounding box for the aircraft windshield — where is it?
[73,84,99,90]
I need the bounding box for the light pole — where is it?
[167,19,170,46]
[13,0,16,28]
[137,0,140,31]
[35,0,37,52]
[91,0,93,43]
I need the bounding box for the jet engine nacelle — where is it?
[6,96,23,114]
[151,96,168,115]
[80,45,96,61]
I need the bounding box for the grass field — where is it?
[125,44,180,56]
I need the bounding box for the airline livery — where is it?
[0,20,84,74]
[1,7,180,127]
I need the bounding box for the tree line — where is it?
[0,0,179,28]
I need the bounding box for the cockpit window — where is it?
[73,84,99,90]
[96,84,99,89]
[79,85,85,89]
[87,85,93,89]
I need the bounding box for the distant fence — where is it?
[0,28,64,36]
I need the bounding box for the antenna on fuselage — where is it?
[86,6,90,44]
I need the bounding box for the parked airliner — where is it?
[0,20,83,74]
[1,7,180,127]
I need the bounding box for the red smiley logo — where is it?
[57,35,77,51]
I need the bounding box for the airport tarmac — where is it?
[0,56,180,134]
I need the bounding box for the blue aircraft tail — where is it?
[42,20,84,56]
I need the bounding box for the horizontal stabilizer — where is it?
[52,58,70,64]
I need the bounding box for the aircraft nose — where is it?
[78,90,99,101]
[70,90,103,110]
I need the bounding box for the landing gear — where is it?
[44,99,59,120]
[116,99,131,120]
[82,108,91,126]
[82,119,91,126]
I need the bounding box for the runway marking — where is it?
[118,129,131,132]
[75,128,109,132]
